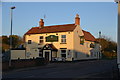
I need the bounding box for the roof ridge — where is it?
[82,30,90,33]
[25,23,76,35]
[33,23,75,28]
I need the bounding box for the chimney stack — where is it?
[39,19,44,28]
[75,14,80,25]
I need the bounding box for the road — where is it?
[2,59,118,78]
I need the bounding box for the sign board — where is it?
[46,35,58,42]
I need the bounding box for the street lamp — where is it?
[117,0,120,72]
[9,6,16,67]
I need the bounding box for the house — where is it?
[23,14,101,61]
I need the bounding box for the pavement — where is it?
[2,59,120,79]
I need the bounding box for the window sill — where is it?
[38,43,44,45]
[80,44,84,45]
[60,43,67,44]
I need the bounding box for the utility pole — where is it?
[98,31,102,59]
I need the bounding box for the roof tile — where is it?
[82,30,96,42]
[25,24,76,35]
[24,24,96,42]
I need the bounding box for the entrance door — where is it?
[45,52,49,61]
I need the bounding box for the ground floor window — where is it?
[61,49,66,58]
[39,52,42,57]
[61,54,66,57]
[75,52,77,58]
[91,52,93,57]
[94,53,96,57]
[86,54,89,57]
[38,48,43,57]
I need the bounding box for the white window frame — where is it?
[28,40,32,44]
[39,36,44,44]
[61,49,66,58]
[75,52,77,58]
[61,35,66,43]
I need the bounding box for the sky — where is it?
[2,2,118,42]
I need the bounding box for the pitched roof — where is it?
[25,24,76,35]
[82,30,96,42]
[47,44,58,51]
[24,23,96,42]
[41,44,58,51]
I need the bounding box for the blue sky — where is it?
[2,2,118,42]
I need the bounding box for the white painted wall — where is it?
[73,25,101,60]
[25,31,74,61]
[24,25,101,61]
[11,50,26,60]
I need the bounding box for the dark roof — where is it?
[82,30,96,42]
[25,24,76,35]
[41,44,58,51]
[47,44,58,51]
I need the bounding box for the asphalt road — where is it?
[2,59,118,78]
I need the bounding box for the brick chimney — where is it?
[75,14,80,25]
[39,19,44,28]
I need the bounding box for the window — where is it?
[61,35,66,43]
[91,52,93,57]
[61,49,66,58]
[39,36,44,44]
[28,40,32,44]
[94,53,96,57]
[39,52,43,57]
[86,54,89,57]
[90,43,95,48]
[86,43,89,47]
[75,52,77,58]
[67,50,71,58]
[80,36,84,45]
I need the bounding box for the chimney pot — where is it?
[75,14,80,25]
[39,19,44,28]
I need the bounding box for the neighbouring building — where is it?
[23,14,101,61]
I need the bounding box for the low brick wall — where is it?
[2,58,47,71]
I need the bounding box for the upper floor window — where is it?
[90,43,95,48]
[86,43,89,48]
[61,35,66,43]
[39,36,44,44]
[80,36,84,45]
[28,40,32,44]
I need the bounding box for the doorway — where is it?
[45,51,50,61]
